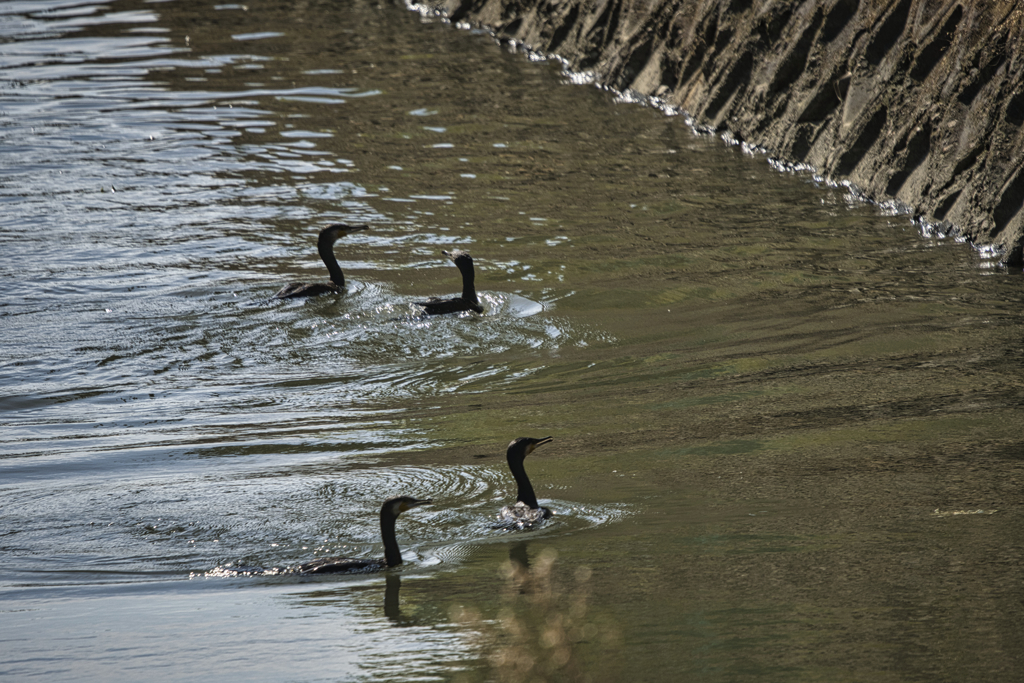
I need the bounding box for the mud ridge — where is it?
[413,0,1024,267]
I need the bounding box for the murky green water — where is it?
[2,0,1023,681]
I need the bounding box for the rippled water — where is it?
[3,1,1023,681]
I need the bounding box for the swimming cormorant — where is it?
[499,436,554,526]
[296,496,431,574]
[416,249,484,315]
[274,223,368,298]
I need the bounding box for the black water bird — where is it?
[296,496,431,574]
[416,249,484,315]
[499,436,554,526]
[274,223,368,298]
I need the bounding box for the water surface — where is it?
[2,1,1023,681]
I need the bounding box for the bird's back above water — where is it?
[498,500,552,529]
[295,495,431,574]
[275,223,368,299]
[416,249,484,315]
[497,436,554,530]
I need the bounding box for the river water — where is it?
[2,0,1022,681]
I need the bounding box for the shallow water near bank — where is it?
[2,0,1023,681]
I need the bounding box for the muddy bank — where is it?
[415,0,1024,266]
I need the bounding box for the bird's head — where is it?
[506,436,553,460]
[322,223,370,241]
[384,496,432,517]
[442,249,475,271]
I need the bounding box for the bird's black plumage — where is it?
[296,496,431,574]
[499,436,554,527]
[416,249,484,315]
[274,223,368,298]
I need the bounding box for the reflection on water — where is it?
[0,579,476,682]
[450,542,623,683]
[384,573,405,623]
[2,0,1024,681]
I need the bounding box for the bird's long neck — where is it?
[459,265,478,303]
[317,234,344,287]
[508,456,539,509]
[380,509,403,567]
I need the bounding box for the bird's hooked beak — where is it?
[399,498,432,512]
[527,436,554,455]
[335,223,369,234]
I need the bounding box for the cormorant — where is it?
[296,496,431,574]
[499,436,554,526]
[274,223,368,298]
[416,249,484,315]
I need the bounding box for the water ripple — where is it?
[1,457,631,586]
